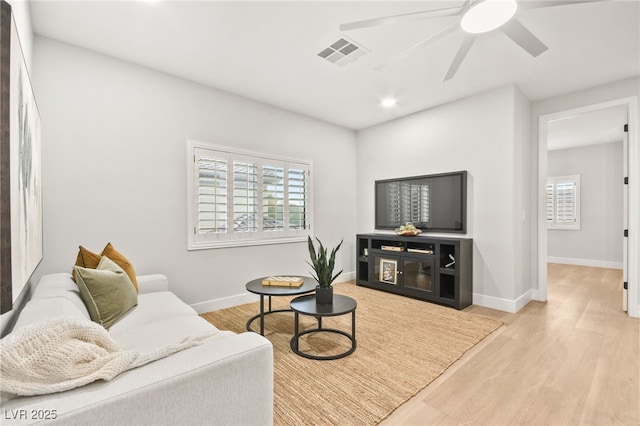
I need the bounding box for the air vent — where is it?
[317,36,368,67]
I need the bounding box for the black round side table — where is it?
[245,276,316,335]
[289,294,357,360]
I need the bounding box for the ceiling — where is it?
[547,104,628,151]
[29,0,640,131]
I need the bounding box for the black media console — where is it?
[356,233,473,310]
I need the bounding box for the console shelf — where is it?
[356,233,472,310]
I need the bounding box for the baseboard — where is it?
[531,289,543,302]
[191,272,357,315]
[336,271,356,283]
[473,290,533,314]
[547,256,623,270]
[191,292,259,315]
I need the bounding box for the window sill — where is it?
[188,235,308,251]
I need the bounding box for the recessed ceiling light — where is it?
[461,0,518,34]
[381,98,397,108]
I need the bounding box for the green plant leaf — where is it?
[307,236,343,288]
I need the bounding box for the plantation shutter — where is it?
[233,161,258,233]
[555,181,577,223]
[545,183,554,223]
[288,168,308,230]
[189,141,312,249]
[262,165,285,231]
[546,175,580,230]
[196,153,228,235]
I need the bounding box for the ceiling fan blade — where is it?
[500,18,548,57]
[376,23,459,71]
[443,35,476,81]
[518,0,607,11]
[340,6,462,31]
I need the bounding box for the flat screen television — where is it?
[375,171,467,233]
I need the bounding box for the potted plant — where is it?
[307,236,343,305]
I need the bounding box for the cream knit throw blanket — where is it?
[0,317,220,396]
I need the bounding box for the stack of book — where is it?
[261,276,304,287]
[381,245,404,252]
[407,248,434,254]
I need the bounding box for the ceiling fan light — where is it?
[460,0,518,34]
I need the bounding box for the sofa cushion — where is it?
[108,291,197,333]
[110,315,224,353]
[74,257,138,329]
[33,273,80,298]
[136,274,170,294]
[30,273,89,315]
[12,297,90,332]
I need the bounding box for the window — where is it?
[546,175,580,230]
[187,141,312,249]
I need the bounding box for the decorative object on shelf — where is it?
[261,276,304,287]
[395,222,422,236]
[407,248,434,255]
[307,236,343,305]
[381,245,404,251]
[379,258,398,284]
[445,254,456,268]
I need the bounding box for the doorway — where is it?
[537,97,639,318]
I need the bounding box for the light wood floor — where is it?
[381,264,639,426]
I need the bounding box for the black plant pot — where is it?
[315,286,333,305]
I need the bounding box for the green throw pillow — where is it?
[74,256,138,329]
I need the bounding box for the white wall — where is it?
[356,85,532,312]
[32,37,357,312]
[513,88,532,303]
[547,142,623,268]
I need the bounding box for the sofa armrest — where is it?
[1,332,274,426]
[136,274,169,294]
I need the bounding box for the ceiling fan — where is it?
[340,0,605,81]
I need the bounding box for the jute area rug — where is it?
[201,282,502,426]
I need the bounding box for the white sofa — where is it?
[1,273,274,426]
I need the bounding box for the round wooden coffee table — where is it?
[245,276,316,335]
[289,294,357,360]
